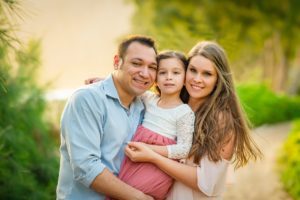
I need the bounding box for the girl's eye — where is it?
[158,71,166,75]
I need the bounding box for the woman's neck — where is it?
[188,97,205,112]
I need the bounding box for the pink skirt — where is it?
[118,125,176,200]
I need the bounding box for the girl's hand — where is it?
[84,77,103,85]
[125,142,159,163]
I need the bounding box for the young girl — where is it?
[109,51,195,200]
[125,41,262,199]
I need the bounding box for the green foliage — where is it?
[0,40,59,199]
[237,84,300,126]
[129,0,300,56]
[278,119,300,199]
[129,0,300,92]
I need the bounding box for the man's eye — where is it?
[149,66,157,70]
[132,62,141,66]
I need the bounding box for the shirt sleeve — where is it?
[167,110,195,159]
[61,89,105,187]
[196,156,230,197]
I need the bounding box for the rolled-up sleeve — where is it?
[61,89,105,187]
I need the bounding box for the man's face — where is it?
[115,42,157,97]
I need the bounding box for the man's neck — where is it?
[112,73,135,109]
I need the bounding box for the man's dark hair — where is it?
[118,35,157,59]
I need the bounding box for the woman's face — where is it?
[185,55,218,103]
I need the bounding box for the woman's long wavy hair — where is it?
[187,41,262,169]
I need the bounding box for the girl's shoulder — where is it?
[173,103,194,120]
[177,103,194,114]
[140,91,159,102]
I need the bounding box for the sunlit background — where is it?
[18,0,133,99]
[1,0,300,199]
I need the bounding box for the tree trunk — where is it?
[287,49,300,95]
[272,32,289,93]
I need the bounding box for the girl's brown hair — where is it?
[187,41,262,168]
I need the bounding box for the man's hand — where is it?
[90,168,154,200]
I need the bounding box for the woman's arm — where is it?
[220,132,235,161]
[125,142,199,191]
[84,77,103,84]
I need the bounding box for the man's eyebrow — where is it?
[130,58,143,61]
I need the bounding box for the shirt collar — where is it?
[103,74,119,100]
[102,74,145,109]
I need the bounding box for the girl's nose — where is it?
[166,72,172,80]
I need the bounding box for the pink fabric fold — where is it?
[118,125,176,200]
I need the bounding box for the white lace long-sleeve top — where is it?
[141,92,195,159]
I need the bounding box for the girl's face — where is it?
[185,55,218,103]
[156,58,185,96]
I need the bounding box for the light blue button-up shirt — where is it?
[56,75,145,200]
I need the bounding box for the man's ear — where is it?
[113,55,123,70]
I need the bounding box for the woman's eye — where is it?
[203,72,212,76]
[189,68,196,73]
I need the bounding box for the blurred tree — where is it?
[129,0,300,93]
[0,0,58,199]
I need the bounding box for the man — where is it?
[56,35,158,200]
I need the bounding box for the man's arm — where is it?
[63,90,152,200]
[91,169,153,200]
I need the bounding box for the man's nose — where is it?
[139,67,150,77]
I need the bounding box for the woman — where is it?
[125,41,262,199]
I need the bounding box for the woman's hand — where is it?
[84,77,103,85]
[125,142,159,163]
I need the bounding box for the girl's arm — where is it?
[146,110,195,159]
